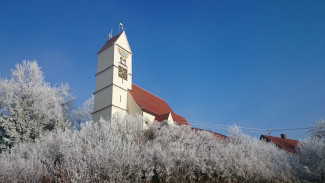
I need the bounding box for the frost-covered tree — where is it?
[308,119,325,140]
[0,115,303,182]
[296,138,325,182]
[72,95,94,130]
[0,60,73,152]
[294,119,325,182]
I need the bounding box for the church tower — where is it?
[93,31,133,121]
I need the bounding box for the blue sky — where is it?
[0,0,324,139]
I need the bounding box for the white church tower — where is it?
[93,31,133,121]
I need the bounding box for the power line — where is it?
[187,119,312,135]
[188,120,268,131]
[189,120,268,130]
[271,127,311,132]
[189,123,267,134]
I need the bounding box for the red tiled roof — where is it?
[260,135,299,154]
[129,84,189,125]
[97,31,123,54]
[192,128,227,140]
[155,113,170,122]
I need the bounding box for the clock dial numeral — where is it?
[118,66,127,80]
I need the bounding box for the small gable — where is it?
[171,113,188,126]
[155,113,171,122]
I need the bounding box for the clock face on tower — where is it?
[118,66,127,80]
[118,47,129,58]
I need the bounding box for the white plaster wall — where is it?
[143,112,156,123]
[111,85,128,110]
[141,112,155,130]
[93,42,115,121]
[94,87,112,112]
[97,46,114,73]
[93,107,111,122]
[127,92,142,116]
[167,114,175,125]
[111,106,127,118]
[95,67,113,91]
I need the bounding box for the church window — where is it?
[120,57,126,65]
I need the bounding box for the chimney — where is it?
[280,134,286,139]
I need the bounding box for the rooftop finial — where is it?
[108,29,113,39]
[119,22,124,32]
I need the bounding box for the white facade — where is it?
[93,31,133,122]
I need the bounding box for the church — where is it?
[92,30,189,126]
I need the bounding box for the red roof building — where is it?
[93,30,189,126]
[129,84,189,125]
[260,134,299,154]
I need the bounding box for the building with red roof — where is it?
[128,84,189,125]
[93,30,189,126]
[260,134,299,154]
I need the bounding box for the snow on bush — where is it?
[0,60,73,152]
[296,138,325,182]
[0,115,302,182]
[308,119,325,141]
[295,120,325,182]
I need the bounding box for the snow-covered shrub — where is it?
[141,124,299,182]
[0,60,73,152]
[296,120,325,182]
[0,115,147,182]
[62,115,146,182]
[296,138,325,182]
[0,115,303,182]
[308,119,325,141]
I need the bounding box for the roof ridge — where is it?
[97,31,124,54]
[132,84,166,102]
[261,134,299,142]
